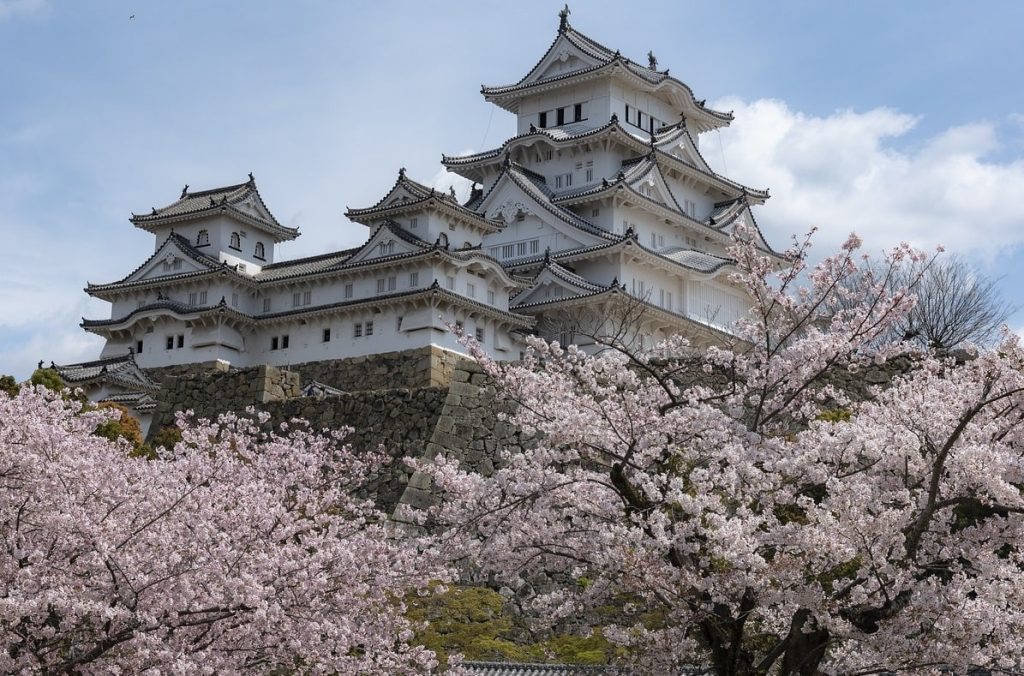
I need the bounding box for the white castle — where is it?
[56,7,780,419]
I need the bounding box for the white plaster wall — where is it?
[516,81,612,135]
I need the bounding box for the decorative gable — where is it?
[345,222,429,265]
[512,264,605,307]
[126,237,217,284]
[529,36,603,83]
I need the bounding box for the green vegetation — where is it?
[30,368,64,392]
[0,375,19,397]
[406,585,620,667]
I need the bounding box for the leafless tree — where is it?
[839,255,1013,350]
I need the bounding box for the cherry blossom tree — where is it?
[420,230,1024,675]
[0,387,451,674]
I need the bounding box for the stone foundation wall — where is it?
[289,347,462,391]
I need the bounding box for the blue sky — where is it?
[1,0,1023,379]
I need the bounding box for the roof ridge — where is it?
[181,180,251,198]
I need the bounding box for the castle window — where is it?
[271,337,279,350]
[230,232,241,250]
[231,293,239,307]
[354,323,363,338]
[387,276,396,292]
[466,282,476,299]
[196,230,209,246]
[545,150,553,161]
[303,290,311,305]
[263,297,271,312]
[409,271,419,287]
[446,276,455,290]
[189,292,197,305]
[530,239,540,254]
[501,244,514,259]
[411,217,418,229]
[344,283,353,299]
[365,321,374,336]
[172,259,182,270]
[199,291,207,305]
[586,161,593,182]
[516,212,525,222]
[165,336,173,350]
[322,328,331,342]
[487,290,495,305]
[625,105,633,124]
[574,103,583,121]
[176,334,184,348]
[379,240,395,255]
[556,107,565,126]
[254,242,265,259]
[293,292,301,307]
[281,335,289,349]
[136,340,143,354]
[376,278,386,294]
[516,242,527,256]
[475,327,484,343]
[538,111,547,128]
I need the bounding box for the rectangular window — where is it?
[323,328,331,342]
[517,242,527,256]
[539,111,547,128]
[263,297,271,312]
[554,175,562,189]
[176,334,184,348]
[638,111,647,128]
[487,290,495,305]
[502,244,514,259]
[199,291,207,305]
[231,293,238,307]
[466,282,476,298]
[658,234,664,248]
[281,335,289,349]
[365,321,374,336]
[271,336,279,350]
[409,271,419,287]
[574,103,583,121]
[303,290,311,305]
[172,259,182,270]
[475,327,485,343]
[446,275,455,290]
[344,283,353,298]
[564,173,573,187]
[545,150,553,161]
[650,233,657,248]
[530,239,540,254]
[188,292,197,305]
[639,281,646,296]
[685,199,696,218]
[660,289,665,307]
[354,323,363,338]
[411,217,418,229]
[556,107,565,125]
[667,291,673,311]
[293,292,301,307]
[586,168,594,182]
[387,276,396,292]
[625,104,632,124]
[489,246,499,258]
[377,278,386,294]
[166,336,174,350]
[591,208,600,217]
[136,340,143,354]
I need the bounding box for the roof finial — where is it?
[647,51,658,70]
[399,166,406,178]
[558,4,570,32]
[248,172,254,182]
[209,196,216,206]
[529,122,537,133]
[503,151,512,168]
[449,185,456,200]
[151,207,158,215]
[181,184,189,198]
[610,112,618,123]
[37,360,43,370]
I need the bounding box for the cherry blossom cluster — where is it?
[0,389,451,673]
[419,231,1024,673]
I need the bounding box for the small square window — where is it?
[365,321,374,336]
[354,323,363,338]
[322,328,331,342]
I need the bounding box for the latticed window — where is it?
[254,242,265,259]
[230,232,241,249]
[196,230,209,246]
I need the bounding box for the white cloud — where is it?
[429,149,475,203]
[0,0,45,21]
[711,98,1024,257]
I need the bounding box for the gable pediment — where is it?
[229,191,275,223]
[627,163,680,211]
[129,239,216,283]
[479,173,603,250]
[346,222,428,264]
[520,34,606,86]
[512,265,604,307]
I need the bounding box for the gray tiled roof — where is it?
[659,247,734,273]
[52,352,160,395]
[463,662,617,675]
[130,178,298,240]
